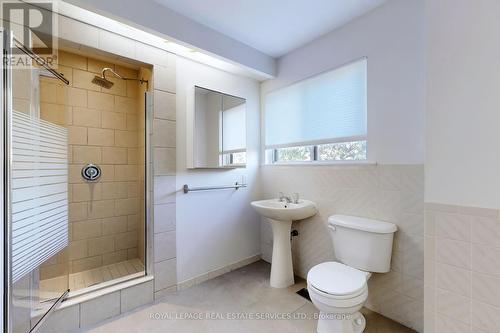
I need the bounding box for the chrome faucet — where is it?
[278,192,299,204]
[278,192,290,203]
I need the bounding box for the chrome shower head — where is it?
[91,75,114,89]
[91,67,148,89]
[91,67,116,89]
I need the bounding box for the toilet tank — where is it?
[328,215,397,273]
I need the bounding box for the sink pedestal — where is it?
[269,219,294,288]
[251,199,317,288]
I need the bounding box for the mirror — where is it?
[190,86,246,168]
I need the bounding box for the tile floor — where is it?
[82,261,416,333]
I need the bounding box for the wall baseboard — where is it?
[176,254,262,291]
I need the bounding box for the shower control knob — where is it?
[82,164,101,182]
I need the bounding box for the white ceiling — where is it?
[152,0,387,57]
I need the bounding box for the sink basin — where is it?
[251,198,317,288]
[251,199,317,221]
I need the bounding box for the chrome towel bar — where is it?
[13,38,70,85]
[183,182,247,193]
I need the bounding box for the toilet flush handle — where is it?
[328,225,336,232]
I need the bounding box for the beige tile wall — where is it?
[425,203,500,333]
[260,164,424,332]
[40,51,146,278]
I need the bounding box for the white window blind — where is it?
[264,58,367,149]
[222,103,246,153]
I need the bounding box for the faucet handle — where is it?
[292,192,299,204]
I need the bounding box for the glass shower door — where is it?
[4,30,70,333]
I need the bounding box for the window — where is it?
[221,96,246,166]
[222,151,247,166]
[264,58,367,163]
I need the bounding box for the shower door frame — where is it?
[1,28,68,333]
[3,28,76,333]
[2,27,10,333]
[3,28,18,333]
[144,91,153,277]
[2,29,154,331]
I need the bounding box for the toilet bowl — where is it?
[307,262,370,333]
[306,215,397,333]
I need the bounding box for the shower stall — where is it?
[3,30,152,333]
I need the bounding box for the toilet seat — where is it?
[307,262,368,298]
[307,283,368,309]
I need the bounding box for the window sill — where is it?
[262,160,377,167]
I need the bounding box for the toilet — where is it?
[307,215,397,333]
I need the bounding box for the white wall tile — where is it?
[471,244,500,277]
[154,258,177,291]
[436,238,471,269]
[436,263,471,297]
[38,305,80,333]
[436,288,471,324]
[153,65,176,93]
[153,148,176,175]
[471,216,500,247]
[59,16,99,49]
[435,213,471,241]
[471,300,500,332]
[425,211,435,236]
[154,203,176,233]
[120,280,154,313]
[80,291,120,327]
[154,176,177,204]
[153,119,176,148]
[98,30,136,59]
[400,213,424,237]
[435,314,471,333]
[154,231,176,262]
[402,276,424,299]
[403,235,424,279]
[424,237,436,289]
[424,286,436,333]
[154,90,176,120]
[426,203,500,333]
[471,272,500,307]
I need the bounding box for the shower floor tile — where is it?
[40,258,145,296]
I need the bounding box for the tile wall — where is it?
[424,203,500,333]
[38,51,145,279]
[260,164,424,332]
[36,279,154,333]
[150,58,178,297]
[54,10,179,294]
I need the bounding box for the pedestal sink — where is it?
[251,199,317,288]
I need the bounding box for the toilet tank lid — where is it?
[328,215,397,234]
